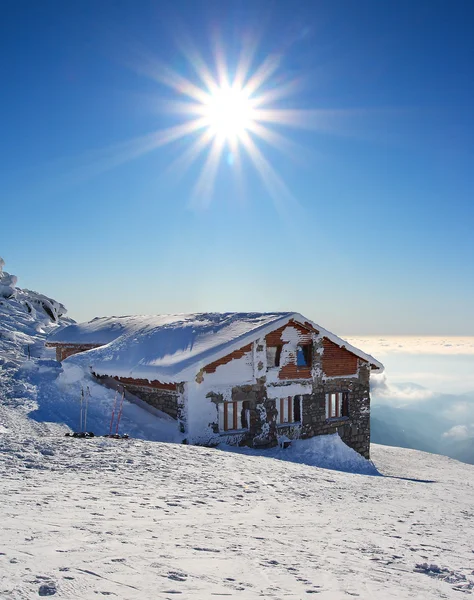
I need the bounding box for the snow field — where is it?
[1,438,474,599]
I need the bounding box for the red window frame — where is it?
[220,401,250,432]
[325,392,349,419]
[277,396,302,425]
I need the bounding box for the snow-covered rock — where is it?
[0,256,18,299]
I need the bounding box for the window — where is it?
[267,345,282,368]
[276,396,302,425]
[296,344,312,367]
[218,401,250,432]
[325,392,349,419]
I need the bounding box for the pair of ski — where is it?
[106,387,128,439]
[65,386,94,438]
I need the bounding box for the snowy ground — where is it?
[1,436,474,599]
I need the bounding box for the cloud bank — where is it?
[347,336,474,356]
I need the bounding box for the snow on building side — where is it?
[46,312,383,458]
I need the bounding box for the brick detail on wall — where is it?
[48,343,103,362]
[204,344,252,374]
[112,376,177,391]
[321,338,361,377]
[278,363,312,380]
[265,320,317,381]
[265,319,316,346]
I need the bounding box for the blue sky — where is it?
[1,0,473,334]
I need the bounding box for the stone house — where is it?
[46,312,383,458]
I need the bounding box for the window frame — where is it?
[296,343,312,367]
[325,392,349,420]
[218,401,250,432]
[276,395,302,426]
[266,344,283,369]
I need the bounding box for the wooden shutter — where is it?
[342,392,349,417]
[275,345,282,367]
[233,402,238,430]
[223,403,228,431]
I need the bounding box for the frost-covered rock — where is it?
[19,289,67,322]
[0,256,18,299]
[0,256,67,321]
[0,256,76,437]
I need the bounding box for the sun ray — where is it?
[247,121,303,160]
[252,108,354,133]
[64,117,209,186]
[155,99,208,116]
[229,139,249,207]
[233,31,260,90]
[251,77,304,107]
[190,135,226,209]
[166,129,214,178]
[211,28,229,89]
[130,49,211,104]
[175,34,220,95]
[154,66,211,105]
[242,53,282,97]
[239,130,298,215]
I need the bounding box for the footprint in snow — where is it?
[167,572,187,582]
[38,582,57,596]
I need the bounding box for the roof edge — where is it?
[50,312,384,380]
[173,312,384,380]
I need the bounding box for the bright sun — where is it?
[120,35,325,208]
[202,85,255,140]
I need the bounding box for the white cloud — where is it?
[371,374,434,403]
[442,425,471,440]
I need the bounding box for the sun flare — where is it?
[201,85,255,140]
[118,34,335,210]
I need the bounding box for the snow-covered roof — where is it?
[48,312,384,382]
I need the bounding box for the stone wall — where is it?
[208,361,372,458]
[298,366,371,459]
[117,382,180,420]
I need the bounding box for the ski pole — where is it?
[84,386,90,432]
[115,388,125,435]
[109,389,119,435]
[79,387,84,433]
